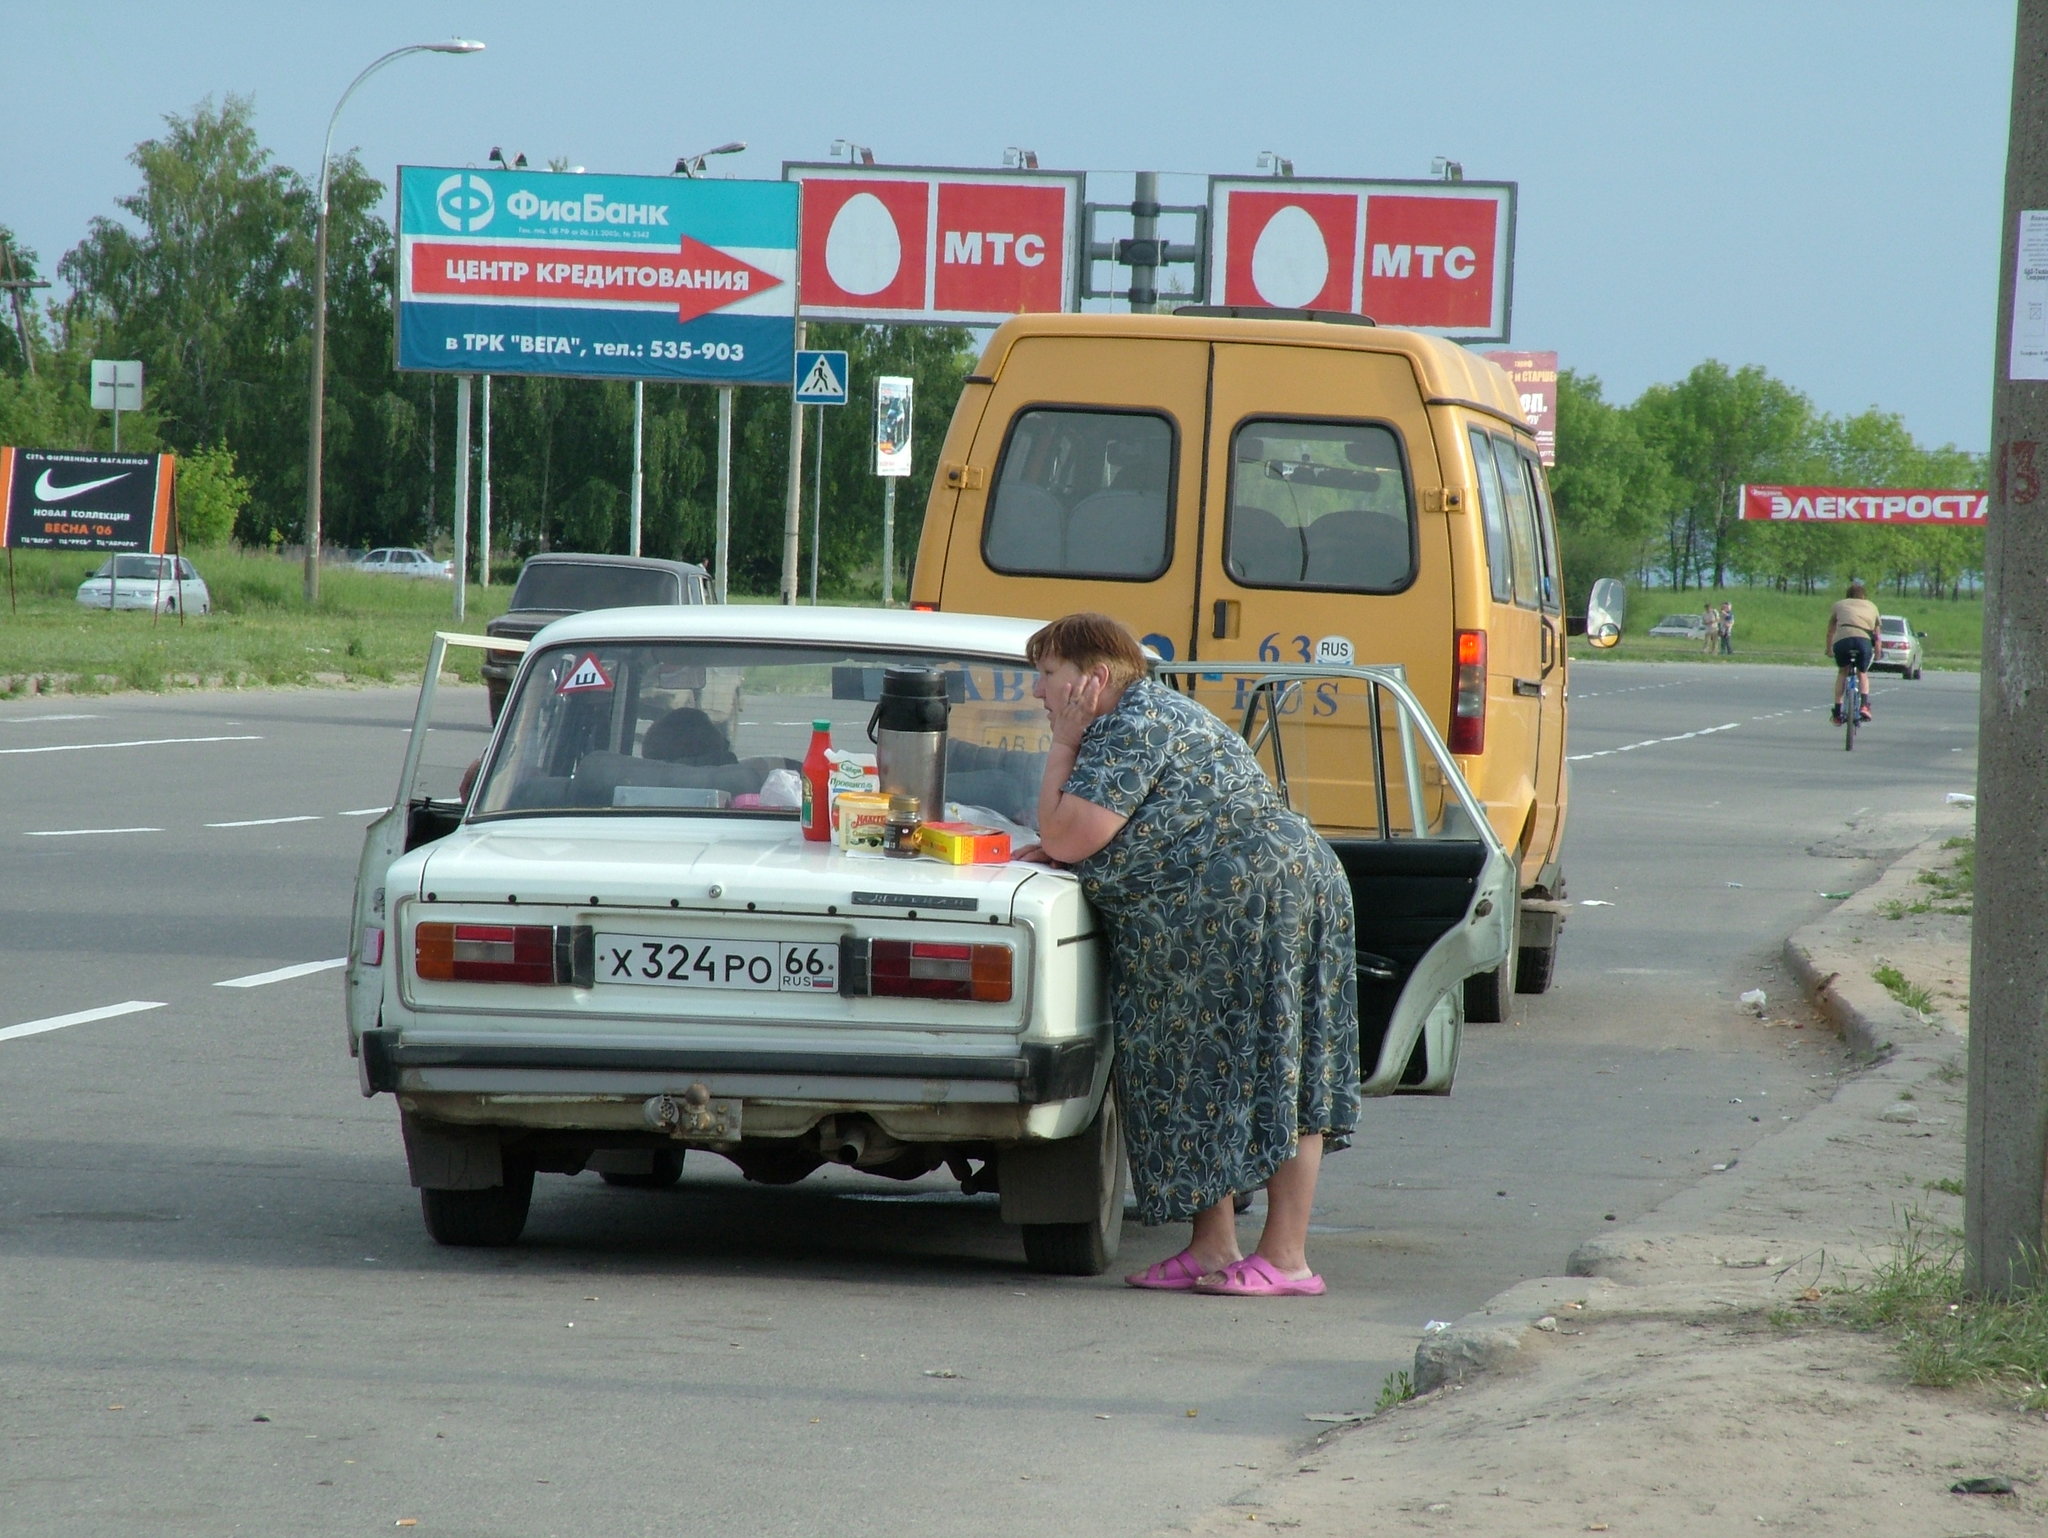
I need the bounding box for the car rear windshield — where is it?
[471,640,1047,829]
[982,408,1174,580]
[511,563,679,611]
[1226,420,1413,591]
[1879,617,1909,635]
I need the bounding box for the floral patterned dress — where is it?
[1064,677,1361,1224]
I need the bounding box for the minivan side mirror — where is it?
[1583,577,1626,649]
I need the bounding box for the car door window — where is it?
[1468,428,1513,603]
[1224,420,1414,592]
[984,408,1174,580]
[1489,434,1542,611]
[1517,450,1562,614]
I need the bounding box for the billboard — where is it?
[785,164,1084,325]
[1740,485,1989,523]
[1207,177,1516,339]
[1483,349,1558,465]
[395,167,798,385]
[1,448,175,551]
[874,376,913,477]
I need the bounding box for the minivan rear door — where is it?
[938,333,1211,662]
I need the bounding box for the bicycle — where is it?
[1841,664,1863,751]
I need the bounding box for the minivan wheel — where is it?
[1020,1094,1126,1276]
[1515,941,1557,995]
[420,1162,535,1246]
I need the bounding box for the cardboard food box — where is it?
[916,821,1012,865]
[835,792,892,858]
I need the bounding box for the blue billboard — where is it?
[395,167,798,385]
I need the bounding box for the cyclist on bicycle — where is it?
[1825,579,1881,725]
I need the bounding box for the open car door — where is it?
[1156,662,1516,1096]
[345,633,525,1076]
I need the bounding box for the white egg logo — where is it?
[824,193,903,296]
[1250,204,1329,309]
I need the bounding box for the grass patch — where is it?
[1376,1370,1415,1411]
[1926,1177,1966,1197]
[1875,838,1974,920]
[1873,963,1936,1014]
[1570,586,1982,668]
[2,547,512,693]
[1819,1213,2048,1409]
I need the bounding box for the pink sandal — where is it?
[1192,1254,1326,1297]
[1124,1250,1208,1290]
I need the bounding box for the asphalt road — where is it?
[0,659,1980,1536]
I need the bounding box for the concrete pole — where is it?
[630,379,645,557]
[1969,0,2048,1301]
[479,375,492,586]
[715,386,733,603]
[780,321,808,602]
[452,374,471,624]
[809,402,824,603]
[881,476,896,607]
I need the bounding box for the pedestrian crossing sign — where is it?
[794,349,850,405]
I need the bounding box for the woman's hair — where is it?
[1846,579,1867,598]
[641,706,736,765]
[1025,612,1149,691]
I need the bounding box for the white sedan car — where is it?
[346,608,1513,1273]
[355,546,452,579]
[76,553,210,614]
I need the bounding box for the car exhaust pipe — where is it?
[828,1119,868,1166]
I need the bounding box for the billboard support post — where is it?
[809,403,824,603]
[881,478,896,607]
[452,374,471,623]
[1129,171,1159,313]
[630,380,645,557]
[780,321,807,603]
[479,375,492,585]
[1970,0,2048,1301]
[715,386,733,603]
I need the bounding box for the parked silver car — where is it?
[76,553,210,614]
[1645,612,1709,640]
[1873,615,1926,678]
[355,547,452,580]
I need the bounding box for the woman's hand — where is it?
[1011,841,1067,867]
[1048,669,1105,749]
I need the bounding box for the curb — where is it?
[1409,824,1972,1395]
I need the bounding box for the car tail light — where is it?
[414,922,559,984]
[1449,629,1486,756]
[910,601,939,612]
[845,938,1012,1001]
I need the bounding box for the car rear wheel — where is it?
[1020,1093,1126,1277]
[420,1161,534,1246]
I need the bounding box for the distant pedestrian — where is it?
[1702,603,1719,655]
[1719,601,1735,655]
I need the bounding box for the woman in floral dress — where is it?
[1017,613,1360,1297]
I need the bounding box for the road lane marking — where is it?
[24,826,164,837]
[0,734,261,756]
[339,806,390,816]
[215,957,347,989]
[1,1000,166,1042]
[1570,722,1740,761]
[0,713,104,722]
[205,815,323,828]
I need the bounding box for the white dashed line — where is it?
[0,734,261,756]
[215,957,347,989]
[0,1000,166,1043]
[204,815,323,828]
[338,806,390,817]
[1570,722,1741,761]
[0,713,104,723]
[23,826,164,837]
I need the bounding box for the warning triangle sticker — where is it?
[798,354,844,397]
[557,654,614,694]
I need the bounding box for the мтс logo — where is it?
[436,172,495,233]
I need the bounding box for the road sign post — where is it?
[90,360,143,452]
[794,349,850,604]
[874,376,912,606]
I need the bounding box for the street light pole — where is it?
[302,38,483,605]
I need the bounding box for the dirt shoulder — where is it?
[1170,820,2047,1537]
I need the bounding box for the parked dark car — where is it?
[483,553,712,720]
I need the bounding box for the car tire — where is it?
[419,1161,535,1246]
[1020,1093,1126,1277]
[1910,664,1923,680]
[1464,889,1519,1024]
[1515,940,1557,995]
[598,1149,686,1189]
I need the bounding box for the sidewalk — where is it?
[1174,816,2046,1537]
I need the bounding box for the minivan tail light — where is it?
[1450,629,1486,756]
[843,937,1013,1001]
[910,600,939,612]
[415,922,558,984]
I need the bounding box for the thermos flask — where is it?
[868,668,948,823]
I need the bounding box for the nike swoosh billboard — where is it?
[1,448,175,553]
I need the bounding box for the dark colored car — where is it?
[483,553,712,719]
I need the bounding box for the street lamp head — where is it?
[1430,156,1465,182]
[1003,147,1039,170]
[674,142,746,177]
[427,38,486,53]
[1257,150,1294,178]
[830,139,875,165]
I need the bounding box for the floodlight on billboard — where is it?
[1207,177,1516,340]
[785,163,1084,325]
[394,166,798,385]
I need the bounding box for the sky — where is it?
[1,0,2016,454]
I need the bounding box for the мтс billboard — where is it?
[395,167,797,385]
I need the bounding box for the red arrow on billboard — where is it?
[409,235,783,323]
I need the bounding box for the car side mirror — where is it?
[1582,577,1626,647]
[1589,622,1621,650]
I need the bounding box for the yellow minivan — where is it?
[910,309,1593,1020]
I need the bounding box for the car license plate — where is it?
[595,932,839,993]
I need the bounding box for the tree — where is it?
[175,443,250,546]
[1548,369,1672,596]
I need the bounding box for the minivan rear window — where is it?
[983,408,1174,580]
[1225,421,1413,591]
